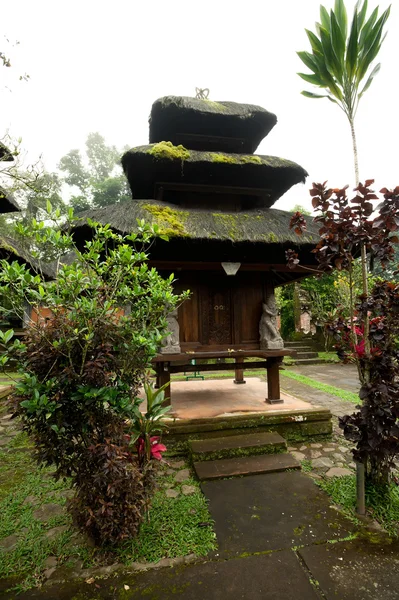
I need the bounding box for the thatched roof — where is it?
[73,199,318,246]
[0,187,21,213]
[149,96,277,153]
[0,236,56,279]
[122,144,307,208]
[0,142,14,162]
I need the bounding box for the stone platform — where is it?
[140,378,332,442]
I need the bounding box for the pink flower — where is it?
[136,436,167,461]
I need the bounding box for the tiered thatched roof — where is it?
[149,96,277,153]
[0,236,56,279]
[73,199,318,246]
[122,145,307,207]
[0,143,14,162]
[0,187,20,213]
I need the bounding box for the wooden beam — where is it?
[169,361,269,374]
[148,260,320,274]
[154,181,272,199]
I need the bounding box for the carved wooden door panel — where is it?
[203,283,232,346]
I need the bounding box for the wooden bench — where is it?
[152,349,296,406]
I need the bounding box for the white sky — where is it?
[1,0,396,212]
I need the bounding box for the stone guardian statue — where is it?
[259,293,283,350]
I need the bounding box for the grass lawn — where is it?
[280,369,359,403]
[0,400,216,594]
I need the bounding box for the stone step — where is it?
[189,432,286,462]
[285,345,314,352]
[289,358,326,366]
[295,352,319,359]
[194,453,301,481]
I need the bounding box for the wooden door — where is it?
[202,280,233,347]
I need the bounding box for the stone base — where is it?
[266,398,284,405]
[160,345,181,355]
[260,341,284,350]
[234,380,247,385]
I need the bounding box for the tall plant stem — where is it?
[349,116,370,384]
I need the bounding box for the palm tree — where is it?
[297,0,390,186]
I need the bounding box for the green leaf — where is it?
[46,200,52,214]
[305,29,323,55]
[4,329,14,343]
[357,8,390,83]
[297,51,319,73]
[298,72,325,85]
[320,5,331,32]
[334,0,348,39]
[358,62,381,98]
[356,0,368,30]
[358,6,379,49]
[346,10,358,79]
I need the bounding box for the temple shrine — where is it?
[74,95,323,416]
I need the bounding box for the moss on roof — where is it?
[74,199,319,245]
[122,146,308,207]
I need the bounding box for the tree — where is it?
[298,1,390,366]
[58,133,130,210]
[297,0,390,185]
[289,181,399,489]
[0,208,188,544]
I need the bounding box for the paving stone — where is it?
[0,426,4,433]
[0,414,13,421]
[299,538,399,599]
[312,457,334,469]
[59,489,74,500]
[43,525,68,539]
[323,448,336,453]
[310,443,322,448]
[326,467,353,477]
[335,462,345,467]
[0,437,11,446]
[174,468,191,482]
[195,454,300,481]
[163,482,174,489]
[333,453,345,461]
[44,567,56,579]
[299,445,307,451]
[44,556,58,569]
[291,451,305,461]
[181,485,197,495]
[349,462,356,469]
[0,534,18,552]
[287,446,297,451]
[168,460,186,468]
[33,503,65,521]
[338,446,350,453]
[165,489,179,499]
[202,471,352,557]
[310,450,322,459]
[23,495,40,506]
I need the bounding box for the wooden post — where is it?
[234,356,246,384]
[158,362,171,406]
[266,358,283,404]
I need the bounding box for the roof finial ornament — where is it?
[195,87,210,99]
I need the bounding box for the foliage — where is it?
[288,181,399,487]
[132,381,169,468]
[275,284,295,339]
[58,132,130,210]
[0,207,188,544]
[0,135,66,237]
[69,438,156,546]
[297,0,390,180]
[318,475,399,536]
